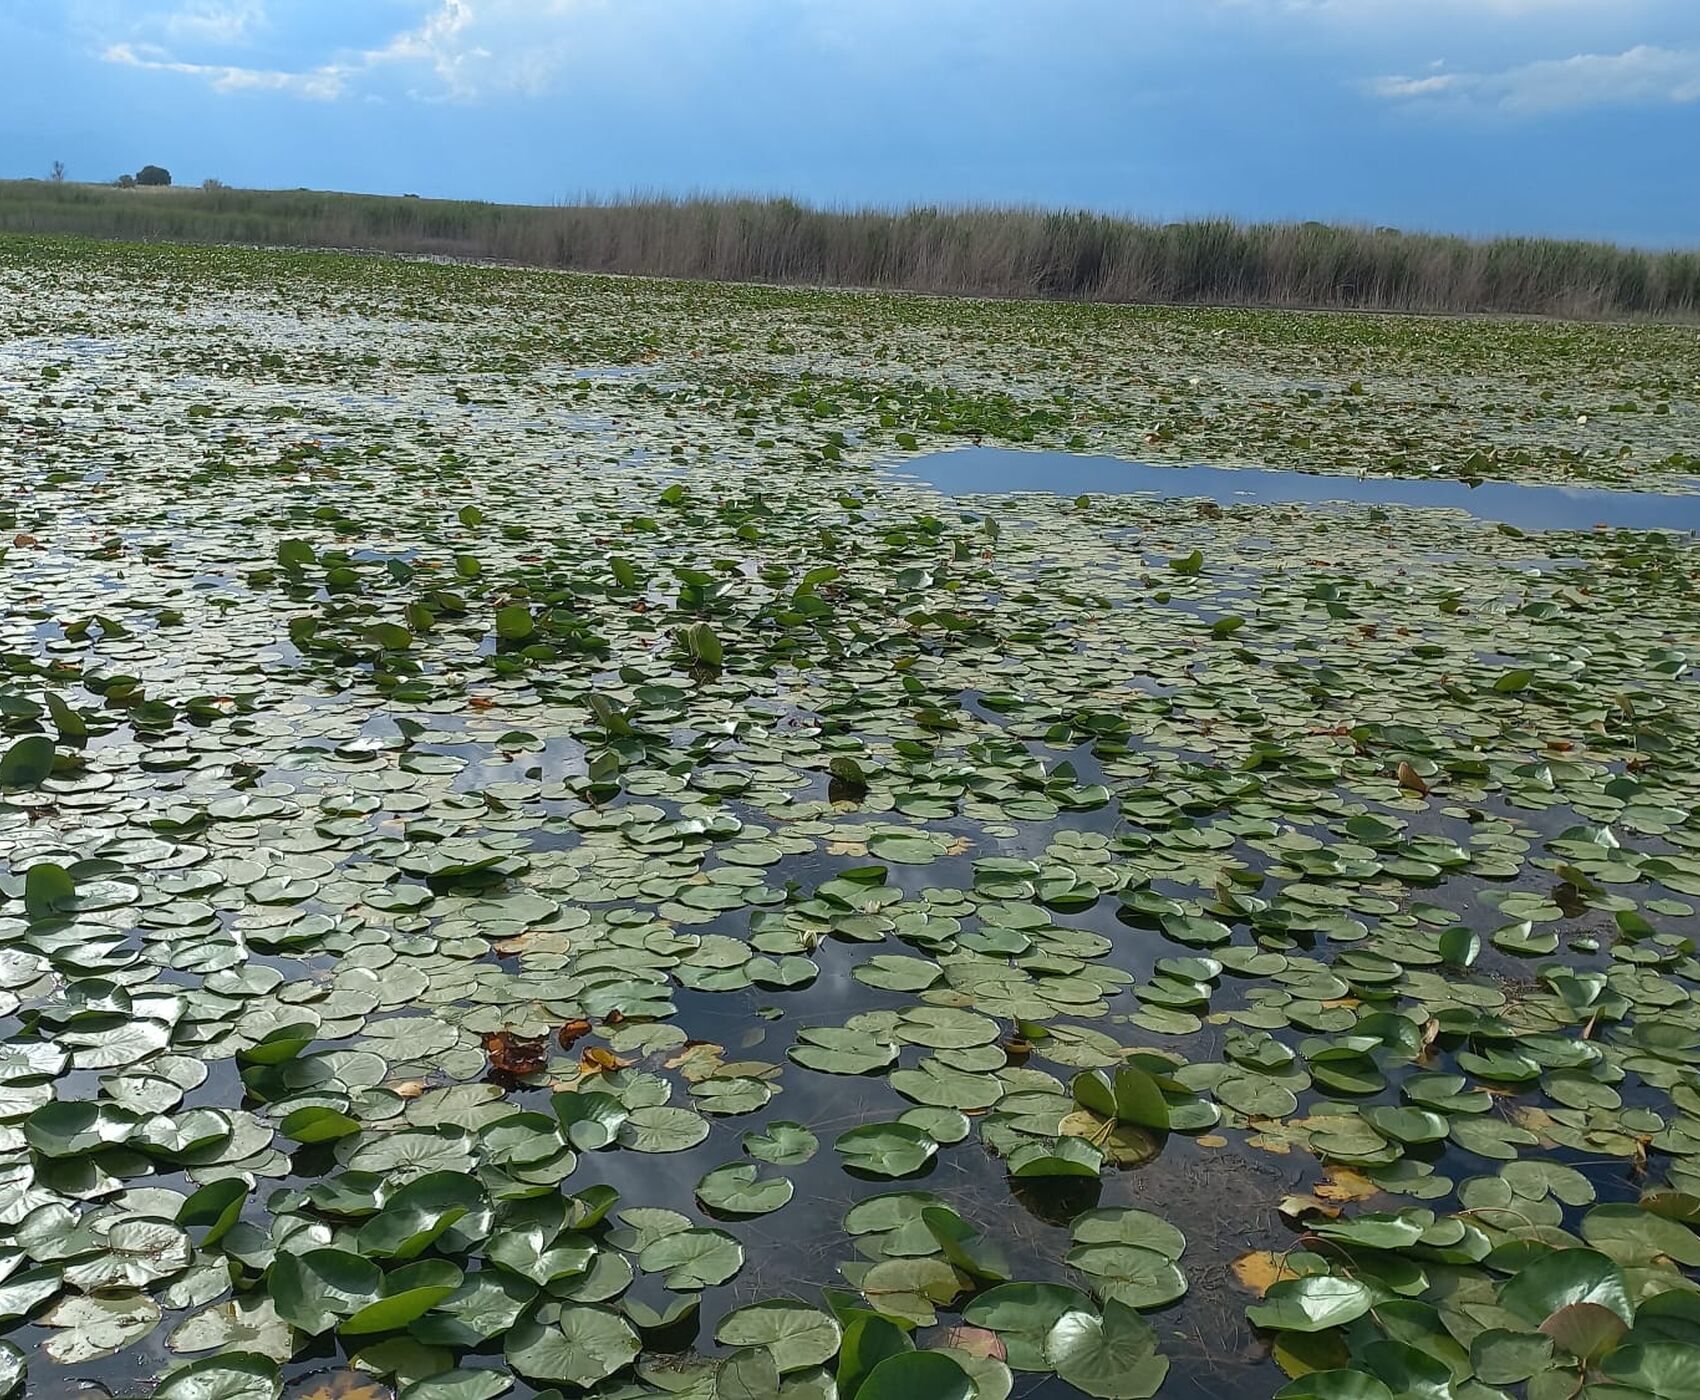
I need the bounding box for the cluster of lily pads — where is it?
[3,236,1700,1400]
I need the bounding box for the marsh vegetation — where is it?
[2,238,1700,1400]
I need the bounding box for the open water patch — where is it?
[901,447,1700,533]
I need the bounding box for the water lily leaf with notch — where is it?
[504,1304,639,1386]
[1402,1073,1489,1116]
[857,1351,977,1400]
[0,1266,59,1322]
[623,1293,700,1335]
[1600,1340,1700,1396]
[743,1120,818,1165]
[716,1301,840,1373]
[1310,1213,1427,1252]
[398,1370,511,1400]
[901,1107,970,1144]
[1579,1203,1700,1266]
[1214,1071,1299,1120]
[41,1293,162,1363]
[22,1099,143,1157]
[62,1218,191,1291]
[1360,1107,1448,1146]
[1447,1114,1538,1160]
[357,1172,487,1259]
[1007,1137,1104,1178]
[638,1227,744,1290]
[836,1123,939,1178]
[551,1091,628,1150]
[964,1283,1097,1371]
[1065,1243,1188,1310]
[23,862,75,918]
[1539,1302,1628,1363]
[858,1256,964,1327]
[789,1029,899,1076]
[1438,927,1480,969]
[1071,1067,1170,1131]
[1044,1298,1169,1399]
[281,1106,362,1144]
[1500,1248,1632,1327]
[836,1312,913,1400]
[236,1022,318,1067]
[890,1059,1005,1112]
[267,1249,383,1335]
[341,1260,464,1335]
[922,1206,1011,1281]
[495,604,534,641]
[1247,1277,1375,1333]
[844,1192,947,1236]
[1469,1330,1555,1387]
[697,1162,794,1216]
[867,833,946,866]
[1070,1210,1186,1261]
[1273,1371,1395,1400]
[605,1207,691,1254]
[485,1222,594,1286]
[408,1271,536,1347]
[153,1353,282,1400]
[616,1106,709,1153]
[714,1346,781,1399]
[0,736,55,789]
[854,957,942,993]
[168,1296,293,1363]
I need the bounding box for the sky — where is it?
[3,0,1698,247]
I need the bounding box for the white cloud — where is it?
[1370,44,1700,112]
[1226,0,1644,11]
[97,0,605,102]
[359,0,594,100]
[103,39,350,99]
[161,1,266,44]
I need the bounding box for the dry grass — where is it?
[3,181,1695,319]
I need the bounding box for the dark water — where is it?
[900,448,1700,534]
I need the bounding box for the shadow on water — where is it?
[897,447,1700,534]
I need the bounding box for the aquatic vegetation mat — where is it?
[3,238,1700,1400]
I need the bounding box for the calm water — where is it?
[900,448,1700,534]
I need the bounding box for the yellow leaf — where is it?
[292,1371,395,1400]
[1274,1330,1349,1380]
[664,1041,726,1081]
[578,1046,631,1076]
[1314,1167,1381,1203]
[1278,1193,1342,1221]
[1230,1251,1302,1296]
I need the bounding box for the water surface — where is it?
[902,448,1700,533]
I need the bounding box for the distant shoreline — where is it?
[2,181,1695,321]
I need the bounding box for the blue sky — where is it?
[3,0,1698,246]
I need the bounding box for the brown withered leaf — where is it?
[1396,761,1430,795]
[484,1031,547,1076]
[557,1019,593,1051]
